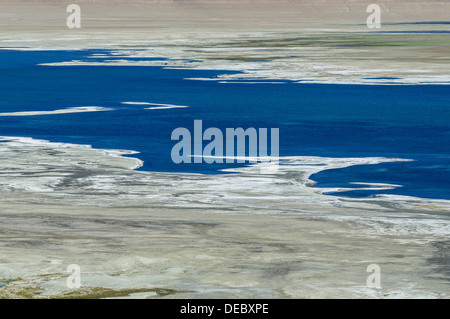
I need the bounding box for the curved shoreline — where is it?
[0,135,449,298]
[0,135,448,209]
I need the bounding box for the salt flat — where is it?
[0,136,448,298]
[0,1,449,299]
[1,1,449,84]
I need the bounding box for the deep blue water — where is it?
[374,31,450,34]
[0,49,449,200]
[390,21,450,25]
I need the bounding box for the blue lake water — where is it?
[0,49,449,200]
